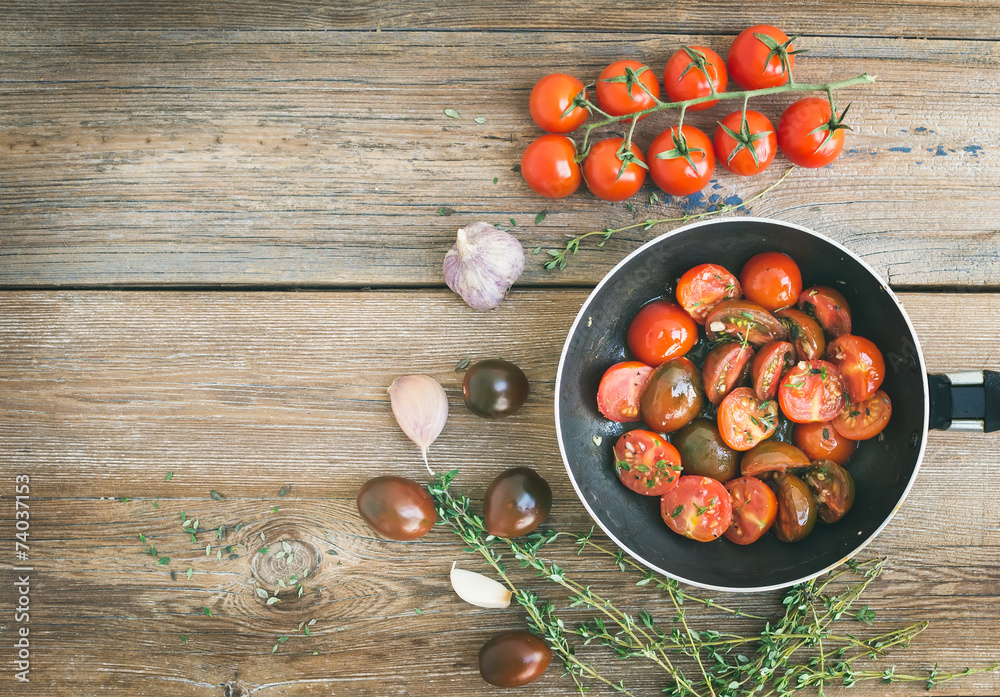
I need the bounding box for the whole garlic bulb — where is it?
[443,222,525,311]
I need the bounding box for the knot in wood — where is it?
[223,681,251,697]
[251,537,319,592]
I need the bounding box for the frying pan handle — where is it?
[927,370,1000,432]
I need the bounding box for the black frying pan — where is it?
[554,217,999,592]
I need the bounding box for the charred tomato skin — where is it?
[752,340,796,401]
[484,467,553,538]
[771,472,818,543]
[724,476,778,545]
[803,459,856,524]
[673,418,740,483]
[639,357,705,433]
[356,476,437,541]
[479,631,552,687]
[702,341,755,405]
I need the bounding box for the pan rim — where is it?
[553,215,931,593]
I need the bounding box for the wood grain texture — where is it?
[1,290,998,695]
[2,31,998,288]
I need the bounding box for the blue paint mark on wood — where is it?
[963,144,983,157]
[725,194,743,206]
[934,145,947,156]
[889,146,911,153]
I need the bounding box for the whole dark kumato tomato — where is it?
[672,418,740,483]
[529,73,589,134]
[484,467,552,537]
[520,134,581,199]
[639,357,704,433]
[479,631,552,687]
[463,359,530,419]
[356,476,436,541]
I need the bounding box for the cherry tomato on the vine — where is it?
[727,25,796,90]
[741,252,802,311]
[529,73,590,134]
[676,263,742,324]
[596,60,660,119]
[714,110,776,176]
[663,46,728,111]
[583,137,647,202]
[777,97,850,168]
[520,134,581,199]
[627,299,698,366]
[647,126,715,197]
[613,430,683,496]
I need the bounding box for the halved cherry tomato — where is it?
[647,126,715,197]
[778,360,846,424]
[798,286,851,338]
[832,390,892,440]
[771,472,817,542]
[639,357,704,433]
[597,361,653,422]
[613,430,683,496]
[727,25,795,90]
[676,263,742,324]
[826,334,886,402]
[792,421,857,465]
[724,476,777,545]
[777,97,849,168]
[714,110,776,176]
[702,342,754,405]
[520,134,582,199]
[776,307,825,361]
[751,341,795,401]
[660,476,733,542]
[718,386,778,451]
[663,45,728,111]
[627,299,698,366]
[596,60,660,119]
[803,459,855,523]
[741,252,802,311]
[583,137,647,202]
[740,441,810,477]
[705,300,787,346]
[529,73,589,134]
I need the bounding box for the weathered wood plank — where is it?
[0,290,998,694]
[2,32,998,288]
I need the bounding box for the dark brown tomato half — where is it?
[740,440,811,477]
[356,476,436,541]
[751,340,795,401]
[483,467,552,537]
[771,472,818,542]
[639,357,705,433]
[717,387,779,451]
[597,361,653,422]
[705,300,787,347]
[676,263,742,324]
[724,476,778,545]
[803,459,856,523]
[479,631,552,687]
[702,341,755,405]
[778,360,847,424]
[673,418,740,483]
[798,286,852,338]
[613,430,683,495]
[775,307,826,361]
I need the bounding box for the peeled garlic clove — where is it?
[450,562,512,609]
[443,222,525,311]
[388,375,448,475]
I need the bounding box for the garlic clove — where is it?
[388,375,448,475]
[450,562,512,609]
[443,222,525,311]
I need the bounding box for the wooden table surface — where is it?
[1,2,998,695]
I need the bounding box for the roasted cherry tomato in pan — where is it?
[676,263,742,324]
[803,459,855,524]
[647,126,715,197]
[356,476,436,541]
[741,252,802,312]
[727,25,795,90]
[673,418,740,483]
[529,73,589,134]
[596,60,660,119]
[771,472,817,542]
[777,97,849,168]
[826,334,886,402]
[714,109,777,176]
[597,361,653,422]
[776,307,826,361]
[660,475,733,542]
[663,45,728,111]
[520,134,582,199]
[792,421,857,465]
[705,300,787,346]
[832,389,892,440]
[639,357,705,433]
[479,630,552,687]
[613,430,683,496]
[724,476,778,545]
[627,299,698,366]
[778,360,846,424]
[740,440,811,478]
[798,286,852,338]
[702,341,755,405]
[584,137,647,202]
[484,467,552,537]
[752,340,795,401]
[717,386,779,451]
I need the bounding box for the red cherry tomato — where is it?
[520,134,581,199]
[751,340,795,401]
[676,263,742,324]
[597,361,653,422]
[778,360,846,424]
[613,430,683,496]
[798,286,852,338]
[626,299,698,366]
[717,386,779,451]
[777,97,848,168]
[724,476,778,545]
[826,334,886,402]
[727,25,795,90]
[793,421,857,465]
[660,476,733,542]
[775,307,825,361]
[647,126,715,196]
[583,137,647,202]
[596,60,660,119]
[741,252,802,311]
[529,73,589,134]
[832,390,892,440]
[702,342,754,406]
[714,110,776,176]
[663,45,728,111]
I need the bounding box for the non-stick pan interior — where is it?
[556,218,927,591]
